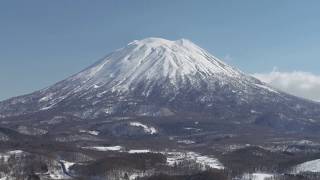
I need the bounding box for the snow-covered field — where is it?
[0,150,24,162]
[48,169,71,180]
[294,159,320,173]
[60,160,75,172]
[0,160,18,180]
[163,151,224,170]
[0,176,11,180]
[240,173,274,180]
[128,149,151,154]
[129,122,157,135]
[79,130,100,136]
[82,145,224,170]
[83,145,124,152]
[40,160,75,180]
[177,139,195,144]
[0,150,76,180]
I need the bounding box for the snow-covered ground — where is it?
[0,150,24,162]
[60,160,75,172]
[17,126,48,136]
[163,151,224,170]
[48,167,71,180]
[43,160,75,180]
[294,159,320,173]
[129,122,157,135]
[7,150,24,155]
[48,171,68,179]
[0,133,9,142]
[79,130,100,136]
[83,146,123,152]
[105,169,154,180]
[0,150,75,180]
[128,149,151,154]
[81,145,224,170]
[240,173,274,180]
[128,172,150,180]
[255,84,279,94]
[177,139,195,144]
[184,127,201,131]
[0,176,11,180]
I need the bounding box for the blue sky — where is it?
[1,0,320,100]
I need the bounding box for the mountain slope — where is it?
[0,37,320,132]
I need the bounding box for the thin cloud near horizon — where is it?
[253,70,320,102]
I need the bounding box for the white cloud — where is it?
[253,70,320,102]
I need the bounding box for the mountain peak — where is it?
[129,37,195,49]
[70,37,244,94]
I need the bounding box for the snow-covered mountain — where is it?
[70,38,244,93]
[0,37,320,132]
